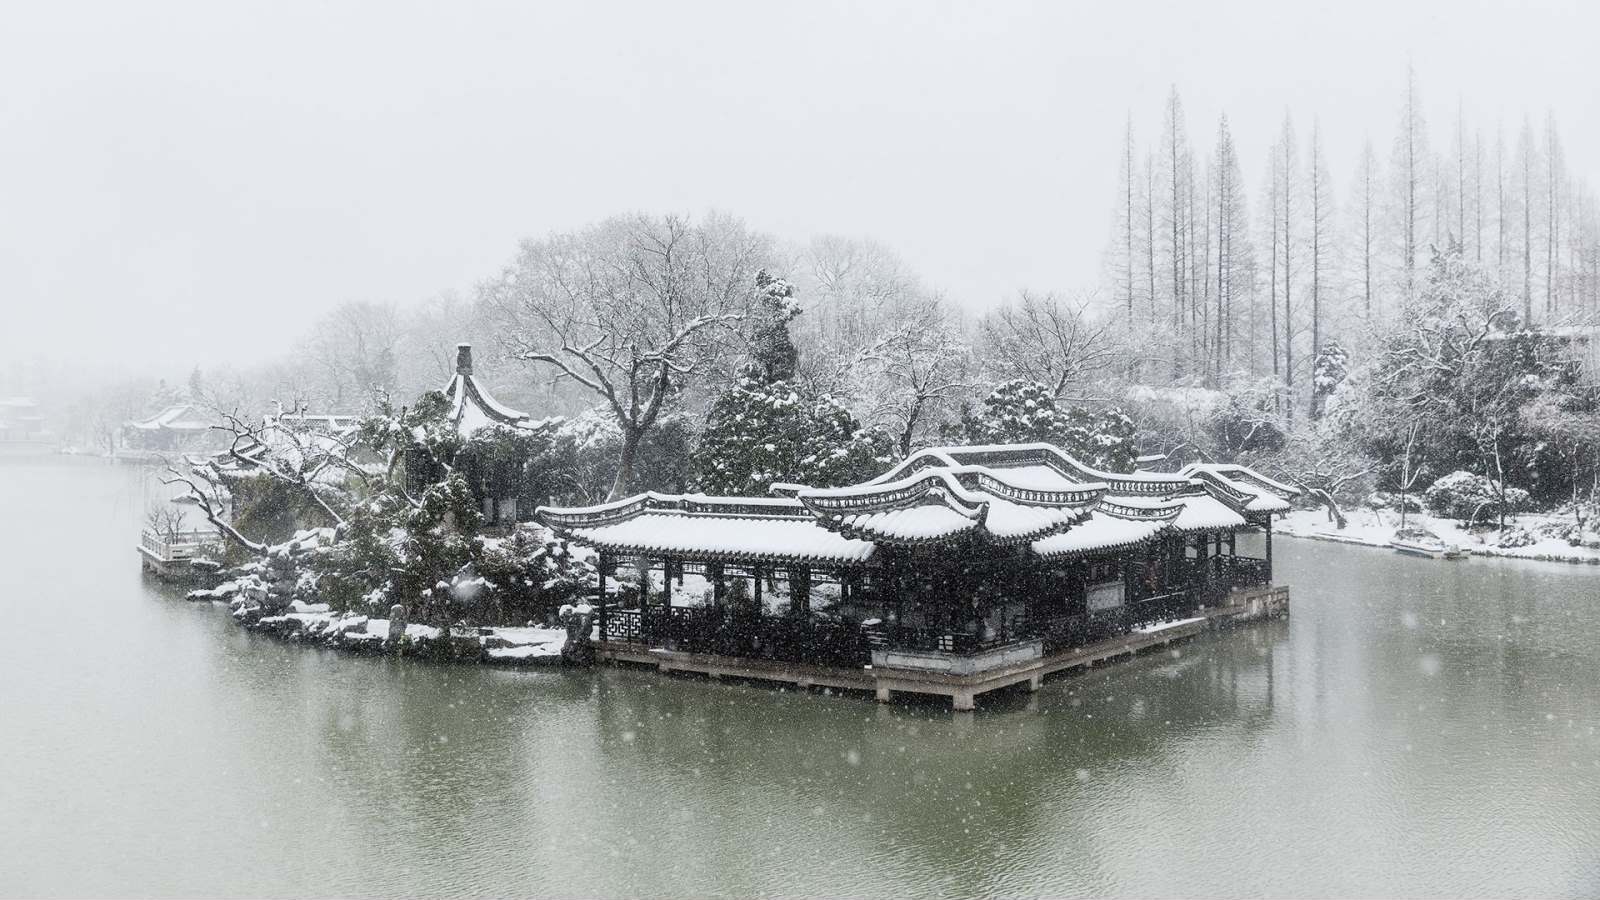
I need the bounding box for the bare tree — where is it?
[299,300,404,410]
[1390,66,1429,304]
[979,291,1115,399]
[1276,432,1371,529]
[160,465,267,553]
[1394,420,1426,529]
[1308,120,1336,399]
[1545,112,1563,316]
[159,410,368,552]
[1211,114,1252,374]
[790,235,924,400]
[1516,117,1538,322]
[1160,87,1194,347]
[858,298,976,456]
[484,213,769,499]
[144,503,188,545]
[1277,115,1300,420]
[1116,115,1138,318]
[1348,140,1379,317]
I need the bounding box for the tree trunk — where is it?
[1310,488,1346,529]
[899,398,923,459]
[608,426,644,501]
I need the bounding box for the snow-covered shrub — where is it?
[1495,527,1537,548]
[1367,491,1422,513]
[949,380,1136,472]
[1422,470,1531,521]
[477,525,597,624]
[1204,380,1286,455]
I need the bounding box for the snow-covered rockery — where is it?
[187,527,578,665]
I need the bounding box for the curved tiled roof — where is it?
[441,344,555,436]
[538,443,1285,564]
[563,511,875,565]
[797,462,1100,547]
[1179,463,1300,513]
[1111,492,1247,532]
[1031,515,1168,559]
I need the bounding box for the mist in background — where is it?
[2,0,1595,380]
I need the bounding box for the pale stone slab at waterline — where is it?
[186,591,573,664]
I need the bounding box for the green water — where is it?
[1,458,1597,897]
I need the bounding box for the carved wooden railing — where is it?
[139,528,218,561]
[600,603,873,668]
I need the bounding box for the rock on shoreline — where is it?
[181,528,579,667]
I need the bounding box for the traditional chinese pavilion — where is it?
[118,401,221,460]
[408,344,550,524]
[538,443,1298,709]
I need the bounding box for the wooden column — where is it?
[1265,518,1275,582]
[709,562,725,607]
[753,564,764,614]
[790,566,811,617]
[597,553,609,642]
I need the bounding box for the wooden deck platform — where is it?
[598,583,1289,711]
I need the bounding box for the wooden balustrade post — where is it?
[597,554,609,643]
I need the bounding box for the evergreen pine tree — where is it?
[948,380,1137,472]
[695,271,892,493]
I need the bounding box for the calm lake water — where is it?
[2,457,1598,898]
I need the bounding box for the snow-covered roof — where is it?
[128,403,214,431]
[442,344,544,436]
[276,413,362,436]
[539,493,875,564]
[873,444,1193,497]
[1179,463,1300,513]
[797,462,1101,546]
[564,512,876,565]
[1031,514,1169,560]
[539,443,1279,565]
[1112,491,1247,532]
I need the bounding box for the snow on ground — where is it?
[490,626,567,645]
[1134,616,1207,634]
[487,643,561,661]
[1276,507,1600,565]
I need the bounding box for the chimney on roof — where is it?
[455,343,473,376]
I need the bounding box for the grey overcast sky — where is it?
[2,0,1595,373]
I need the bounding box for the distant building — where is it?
[119,402,221,459]
[0,396,48,444]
